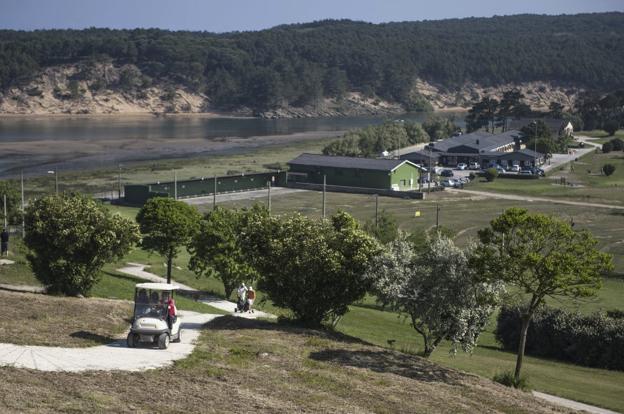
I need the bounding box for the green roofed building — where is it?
[287,153,424,191]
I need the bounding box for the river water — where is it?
[0,112,463,177]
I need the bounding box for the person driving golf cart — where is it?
[127,283,181,349]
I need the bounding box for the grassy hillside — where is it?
[0,315,566,413]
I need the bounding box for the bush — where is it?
[603,164,616,177]
[496,305,624,370]
[484,167,499,182]
[610,138,624,151]
[24,194,140,296]
[604,120,620,137]
[602,141,613,153]
[493,370,531,391]
[244,211,380,326]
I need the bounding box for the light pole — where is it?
[118,164,122,200]
[532,121,538,168]
[47,170,58,194]
[21,171,25,238]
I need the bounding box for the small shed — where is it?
[287,153,424,191]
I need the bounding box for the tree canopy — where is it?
[0,181,21,226]
[188,206,265,299]
[367,233,504,357]
[24,193,140,295]
[136,197,201,283]
[473,208,613,384]
[1,13,623,111]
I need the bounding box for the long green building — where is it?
[287,154,424,191]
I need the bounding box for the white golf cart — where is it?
[127,282,181,349]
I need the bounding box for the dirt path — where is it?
[0,310,217,372]
[117,263,275,319]
[446,188,624,210]
[532,391,620,414]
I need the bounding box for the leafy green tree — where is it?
[0,180,21,226]
[465,97,499,133]
[603,164,616,176]
[367,233,504,357]
[363,209,399,244]
[404,122,431,144]
[136,198,201,283]
[484,167,498,182]
[24,194,140,295]
[602,142,613,153]
[422,115,457,141]
[188,206,265,299]
[244,211,380,326]
[498,90,531,131]
[604,120,620,136]
[473,208,613,385]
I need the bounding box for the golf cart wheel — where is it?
[127,333,137,348]
[158,333,170,349]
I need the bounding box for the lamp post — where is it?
[47,170,58,194]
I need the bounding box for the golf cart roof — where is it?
[135,282,180,291]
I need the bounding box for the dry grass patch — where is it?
[0,316,571,413]
[0,290,131,347]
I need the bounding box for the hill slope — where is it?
[0,315,568,413]
[0,13,622,116]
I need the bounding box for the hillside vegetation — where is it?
[0,13,622,116]
[0,315,566,413]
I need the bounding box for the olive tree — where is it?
[188,206,265,299]
[473,208,613,385]
[367,232,504,357]
[24,194,140,296]
[244,211,380,326]
[136,197,201,283]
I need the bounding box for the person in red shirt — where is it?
[166,297,177,329]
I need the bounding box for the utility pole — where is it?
[435,203,440,231]
[55,171,58,195]
[21,171,25,238]
[322,174,326,220]
[173,170,178,200]
[267,181,272,214]
[213,175,217,210]
[428,147,432,192]
[118,164,122,200]
[375,194,379,229]
[3,194,6,229]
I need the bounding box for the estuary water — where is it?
[0,112,462,177]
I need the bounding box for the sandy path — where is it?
[0,310,217,372]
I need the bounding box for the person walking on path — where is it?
[1,229,9,257]
[236,283,248,312]
[246,286,256,314]
[166,297,177,329]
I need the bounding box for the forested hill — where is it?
[1,13,623,114]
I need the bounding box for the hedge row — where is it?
[496,305,624,370]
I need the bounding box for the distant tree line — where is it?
[1,13,624,112]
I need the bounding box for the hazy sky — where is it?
[1,0,623,32]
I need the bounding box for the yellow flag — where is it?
[414,210,421,217]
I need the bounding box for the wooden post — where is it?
[21,171,25,238]
[213,175,217,210]
[322,175,326,220]
[267,181,272,214]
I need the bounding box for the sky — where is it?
[1,0,623,32]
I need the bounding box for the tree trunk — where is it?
[514,315,531,384]
[166,250,173,284]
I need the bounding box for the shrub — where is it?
[244,211,380,326]
[484,167,498,182]
[603,164,616,177]
[496,305,624,370]
[24,194,140,296]
[493,370,531,391]
[468,172,476,181]
[604,120,620,137]
[610,138,624,151]
[602,141,613,153]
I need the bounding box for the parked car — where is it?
[456,163,467,170]
[441,169,454,177]
[521,167,545,177]
[441,179,460,188]
[510,165,521,172]
[469,162,480,170]
[495,165,506,173]
[518,170,534,176]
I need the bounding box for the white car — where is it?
[510,165,521,172]
[457,163,467,170]
[469,162,480,170]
